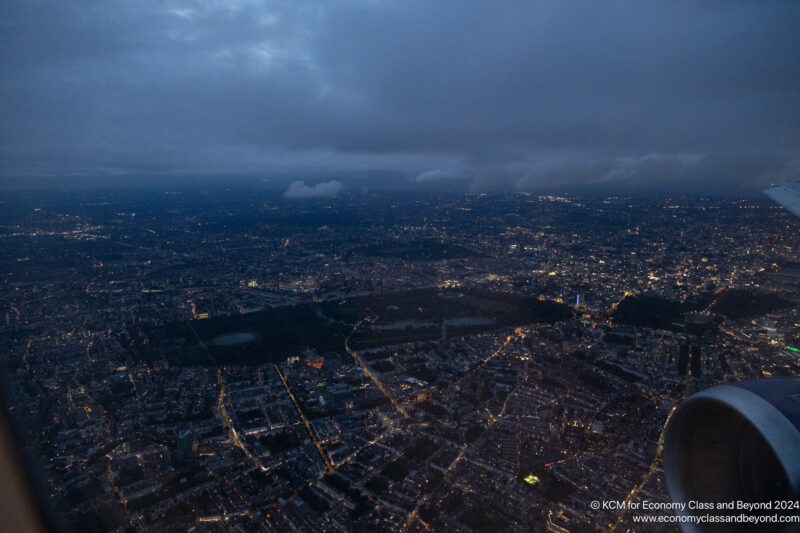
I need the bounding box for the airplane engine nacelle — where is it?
[663,379,800,532]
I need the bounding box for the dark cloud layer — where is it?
[1,1,799,193]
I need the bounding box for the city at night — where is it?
[1,2,800,532]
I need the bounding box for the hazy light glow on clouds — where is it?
[283,180,343,198]
[1,1,799,192]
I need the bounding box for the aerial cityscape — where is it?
[3,1,800,531]
[1,189,798,532]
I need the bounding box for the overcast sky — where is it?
[1,1,799,194]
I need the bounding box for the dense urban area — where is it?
[1,189,799,532]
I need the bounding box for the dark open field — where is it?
[611,288,791,331]
[132,289,573,366]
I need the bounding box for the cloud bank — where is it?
[414,169,471,183]
[283,180,344,198]
[1,1,799,193]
